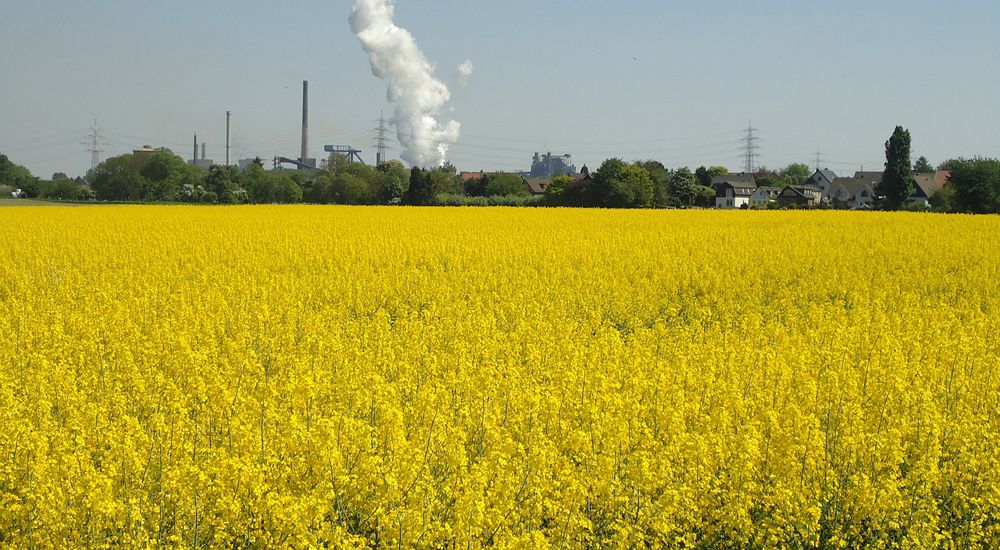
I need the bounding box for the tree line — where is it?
[3,140,1000,213]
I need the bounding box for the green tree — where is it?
[937,159,963,171]
[780,163,811,185]
[0,153,38,195]
[637,160,671,208]
[304,174,335,204]
[464,173,488,197]
[948,157,1000,214]
[604,164,654,208]
[332,173,374,205]
[544,174,573,205]
[404,167,433,205]
[427,164,462,196]
[377,160,410,203]
[140,150,187,201]
[273,176,303,203]
[42,179,80,200]
[695,165,729,187]
[485,173,529,197]
[205,165,244,203]
[331,161,379,204]
[876,126,915,210]
[914,156,934,173]
[668,167,699,207]
[694,185,717,208]
[590,158,628,207]
[928,184,955,212]
[91,155,148,201]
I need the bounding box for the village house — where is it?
[749,186,782,208]
[711,173,756,190]
[715,179,758,209]
[826,170,950,208]
[910,172,949,208]
[804,169,838,197]
[828,176,876,209]
[777,185,822,207]
[711,175,757,209]
[524,178,549,195]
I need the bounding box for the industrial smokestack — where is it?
[201,142,206,161]
[301,81,309,164]
[226,111,232,165]
[193,133,198,165]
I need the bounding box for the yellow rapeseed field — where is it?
[1,206,998,548]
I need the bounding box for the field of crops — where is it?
[1,206,998,547]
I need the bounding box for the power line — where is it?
[81,119,105,170]
[374,111,390,165]
[740,121,759,174]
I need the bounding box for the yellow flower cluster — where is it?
[1,206,998,547]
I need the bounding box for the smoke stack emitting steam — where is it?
[301,80,309,164]
[350,0,462,168]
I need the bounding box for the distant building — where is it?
[828,170,950,208]
[777,185,822,207]
[710,173,755,191]
[804,169,838,197]
[908,172,949,208]
[524,178,549,195]
[133,145,166,157]
[460,171,490,182]
[828,176,875,208]
[715,179,757,209]
[530,152,576,178]
[749,186,782,208]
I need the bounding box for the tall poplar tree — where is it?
[877,126,914,210]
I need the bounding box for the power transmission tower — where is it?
[82,119,105,170]
[815,149,824,171]
[374,111,389,165]
[740,121,759,174]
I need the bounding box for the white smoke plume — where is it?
[458,59,475,85]
[350,0,460,168]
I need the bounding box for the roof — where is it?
[934,170,952,188]
[807,169,838,186]
[460,171,487,182]
[853,171,884,185]
[711,173,756,188]
[830,177,875,197]
[524,178,549,195]
[714,180,757,197]
[912,173,945,199]
[779,185,822,199]
[752,186,782,198]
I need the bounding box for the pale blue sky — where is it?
[1,0,997,178]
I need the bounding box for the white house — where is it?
[715,180,757,209]
[828,175,878,209]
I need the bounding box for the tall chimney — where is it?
[201,142,206,161]
[301,80,309,164]
[193,133,198,164]
[226,111,232,165]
